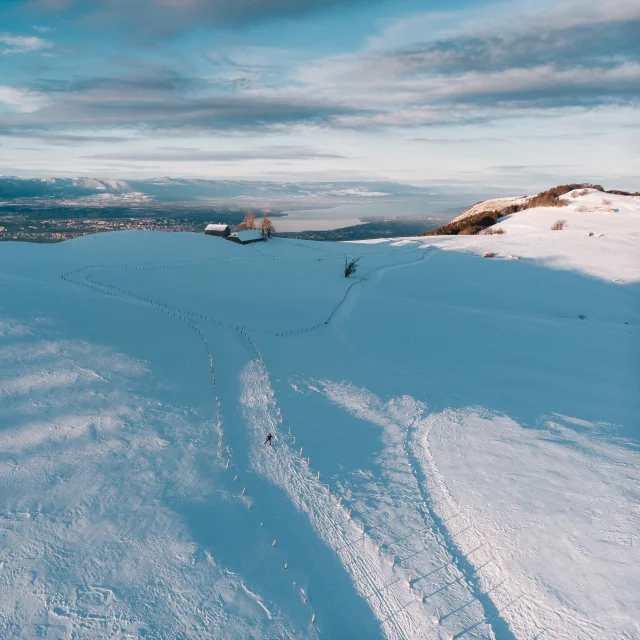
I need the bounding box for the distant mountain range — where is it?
[0,176,430,204]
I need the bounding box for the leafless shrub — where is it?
[458,225,483,235]
[579,188,589,196]
[344,257,360,278]
[602,198,612,205]
[482,227,506,235]
[554,198,569,207]
[576,205,589,212]
[551,219,567,230]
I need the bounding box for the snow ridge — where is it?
[316,383,496,639]
[241,361,438,640]
[411,409,627,640]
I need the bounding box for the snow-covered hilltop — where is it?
[410,188,640,282]
[0,189,638,639]
[428,183,640,241]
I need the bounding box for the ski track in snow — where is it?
[416,408,640,640]
[314,383,497,639]
[62,243,489,639]
[409,410,547,640]
[314,380,639,640]
[241,361,442,640]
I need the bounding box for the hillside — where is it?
[0,202,638,639]
[449,196,530,224]
[425,183,640,236]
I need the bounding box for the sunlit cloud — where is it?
[0,33,52,54]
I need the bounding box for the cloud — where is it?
[362,27,640,78]
[0,86,50,113]
[30,91,354,130]
[0,63,359,133]
[406,135,504,143]
[4,0,640,140]
[366,0,640,52]
[0,129,131,145]
[82,145,343,161]
[394,63,640,107]
[0,33,52,54]
[289,0,640,126]
[29,0,376,32]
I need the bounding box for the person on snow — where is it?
[264,433,273,446]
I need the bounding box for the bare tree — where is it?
[238,211,256,231]
[259,211,275,239]
[344,256,360,278]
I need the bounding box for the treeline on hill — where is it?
[421,183,640,236]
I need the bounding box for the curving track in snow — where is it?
[60,241,499,639]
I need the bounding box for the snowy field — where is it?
[0,190,638,639]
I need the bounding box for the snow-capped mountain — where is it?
[0,176,134,198]
[0,175,428,202]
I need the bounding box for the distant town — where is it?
[0,204,442,243]
[0,203,278,243]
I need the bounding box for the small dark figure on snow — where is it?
[264,433,273,446]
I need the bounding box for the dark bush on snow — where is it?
[606,189,640,196]
[344,257,360,278]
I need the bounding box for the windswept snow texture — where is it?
[1,191,639,639]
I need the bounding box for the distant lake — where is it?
[274,197,466,232]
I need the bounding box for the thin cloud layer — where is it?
[83,146,344,161]
[0,129,131,145]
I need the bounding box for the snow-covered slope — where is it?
[387,189,640,282]
[0,196,638,639]
[450,196,529,224]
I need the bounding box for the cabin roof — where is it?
[233,229,263,241]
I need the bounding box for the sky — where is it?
[0,0,639,190]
